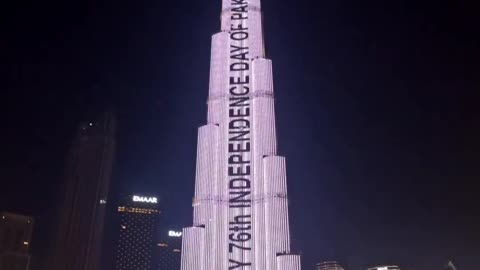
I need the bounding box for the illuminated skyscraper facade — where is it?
[114,195,160,270]
[0,212,34,270]
[317,261,345,270]
[180,0,301,269]
[368,266,401,270]
[52,113,115,270]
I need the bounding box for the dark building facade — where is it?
[0,212,34,270]
[51,113,116,270]
[155,229,181,270]
[114,195,160,270]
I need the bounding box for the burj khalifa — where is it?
[181,0,302,269]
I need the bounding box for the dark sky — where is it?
[2,0,479,269]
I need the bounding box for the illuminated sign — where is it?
[132,195,158,204]
[168,230,182,237]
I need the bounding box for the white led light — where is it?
[168,230,182,237]
[132,195,158,204]
[181,0,301,269]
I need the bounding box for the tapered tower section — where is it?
[52,112,115,270]
[181,0,301,269]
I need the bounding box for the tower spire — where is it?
[181,0,301,269]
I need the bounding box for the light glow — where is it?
[181,0,301,269]
[169,230,182,237]
[132,195,158,204]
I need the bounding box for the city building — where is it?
[180,0,301,269]
[51,112,116,270]
[0,212,34,270]
[368,266,401,270]
[155,229,182,270]
[114,195,161,270]
[317,261,345,270]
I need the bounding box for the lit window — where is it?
[23,242,29,245]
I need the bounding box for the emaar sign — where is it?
[168,230,182,237]
[132,195,158,204]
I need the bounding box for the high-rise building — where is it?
[155,229,182,270]
[317,261,345,270]
[0,212,34,270]
[368,266,401,270]
[180,0,301,269]
[51,112,116,270]
[114,195,160,270]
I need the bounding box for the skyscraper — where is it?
[155,229,182,270]
[317,261,345,270]
[0,212,34,270]
[114,195,160,270]
[368,266,401,270]
[51,112,115,270]
[180,0,301,269]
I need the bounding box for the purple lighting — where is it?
[181,0,301,269]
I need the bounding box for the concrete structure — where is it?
[0,212,34,270]
[51,112,115,270]
[180,0,301,269]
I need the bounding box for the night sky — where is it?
[2,0,479,269]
